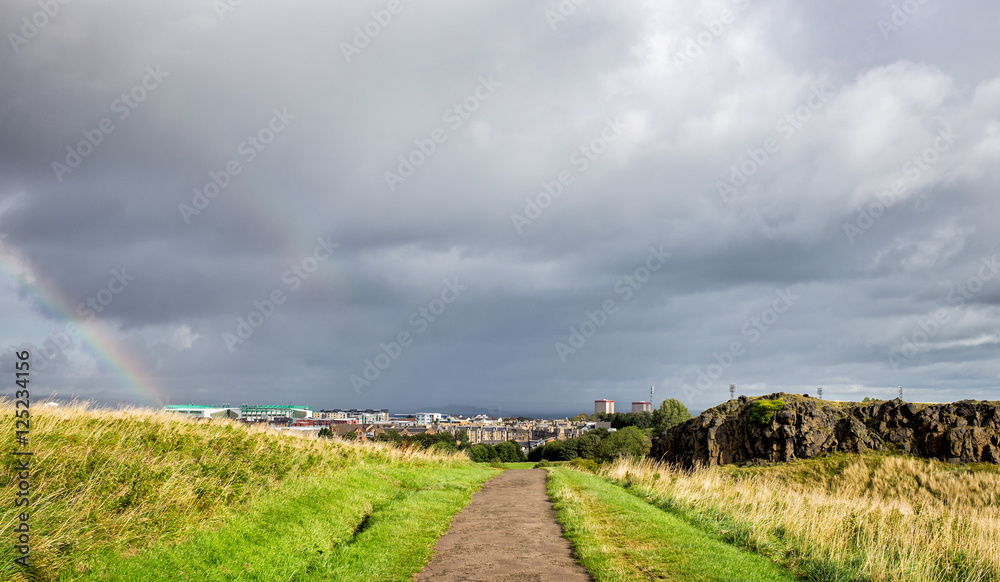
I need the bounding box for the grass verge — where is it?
[601,455,1000,582]
[546,467,798,581]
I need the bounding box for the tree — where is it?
[408,433,428,448]
[454,430,470,450]
[375,430,403,445]
[558,438,579,461]
[529,440,564,462]
[432,441,458,453]
[608,411,653,430]
[589,427,610,440]
[651,399,692,434]
[494,440,526,462]
[576,432,601,459]
[527,443,545,462]
[595,426,650,462]
[468,443,494,462]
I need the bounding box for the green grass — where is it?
[492,461,536,469]
[724,450,1000,489]
[748,398,785,425]
[0,402,498,581]
[601,456,1000,582]
[547,467,799,582]
[74,463,495,581]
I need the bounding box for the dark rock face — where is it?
[650,393,1000,467]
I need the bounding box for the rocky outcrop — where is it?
[650,393,1000,467]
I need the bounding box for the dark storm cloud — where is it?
[1,0,998,415]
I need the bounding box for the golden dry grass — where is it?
[600,455,1000,581]
[0,399,463,579]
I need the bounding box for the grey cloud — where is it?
[1,0,998,415]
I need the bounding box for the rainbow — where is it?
[2,137,360,406]
[0,247,164,407]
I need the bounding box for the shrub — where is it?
[749,399,785,425]
[534,459,553,468]
[570,458,599,473]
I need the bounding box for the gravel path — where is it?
[414,469,592,582]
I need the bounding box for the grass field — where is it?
[547,467,798,581]
[76,463,493,581]
[0,400,496,581]
[600,454,1000,582]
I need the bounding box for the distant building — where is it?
[162,404,240,419]
[631,401,652,413]
[595,399,614,414]
[240,405,313,421]
[415,412,446,425]
[317,408,389,423]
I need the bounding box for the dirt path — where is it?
[414,468,592,582]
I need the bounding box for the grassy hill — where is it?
[0,400,496,581]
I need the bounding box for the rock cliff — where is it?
[650,393,1000,467]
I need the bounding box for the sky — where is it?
[1,0,999,417]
